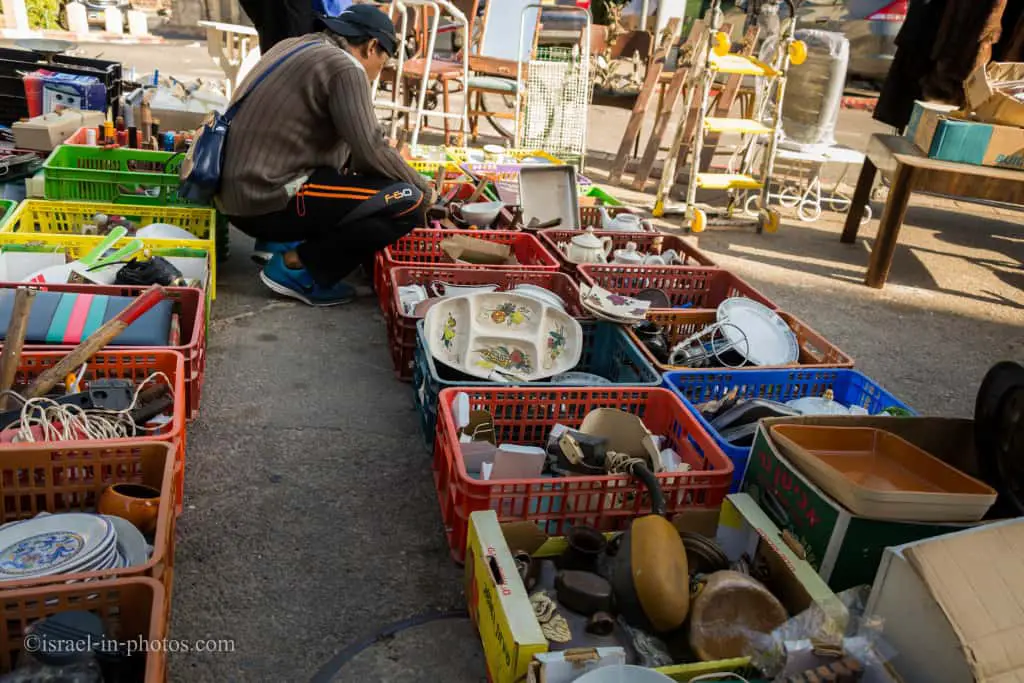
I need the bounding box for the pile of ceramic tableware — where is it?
[579,283,650,324]
[0,512,149,582]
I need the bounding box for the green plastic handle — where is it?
[91,239,144,269]
[78,226,128,267]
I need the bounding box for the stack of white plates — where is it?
[0,512,149,581]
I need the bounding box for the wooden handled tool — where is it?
[23,285,168,399]
[0,288,37,410]
[465,178,490,205]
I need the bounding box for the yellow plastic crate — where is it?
[405,159,467,179]
[445,148,563,164]
[0,200,218,298]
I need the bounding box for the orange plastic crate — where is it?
[578,264,776,312]
[374,229,559,314]
[0,350,187,510]
[0,283,206,421]
[386,267,589,381]
[433,386,733,563]
[0,441,176,591]
[0,578,167,682]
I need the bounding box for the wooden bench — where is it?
[842,133,1024,288]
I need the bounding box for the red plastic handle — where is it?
[118,285,167,325]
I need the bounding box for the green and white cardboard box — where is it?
[741,416,985,592]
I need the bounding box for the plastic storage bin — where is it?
[579,264,775,312]
[0,441,177,590]
[413,320,662,449]
[42,145,188,206]
[0,578,166,682]
[663,367,915,490]
[374,229,559,318]
[433,386,734,562]
[541,229,716,278]
[0,199,217,297]
[385,266,586,380]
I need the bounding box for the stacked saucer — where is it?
[0,512,148,581]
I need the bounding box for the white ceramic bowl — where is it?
[459,201,504,226]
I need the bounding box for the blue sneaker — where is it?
[252,240,301,266]
[259,254,355,306]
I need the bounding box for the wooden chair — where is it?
[464,0,545,141]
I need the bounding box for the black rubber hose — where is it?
[308,609,468,683]
[629,462,666,517]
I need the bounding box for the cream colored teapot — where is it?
[560,227,613,264]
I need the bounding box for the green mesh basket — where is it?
[42,145,192,206]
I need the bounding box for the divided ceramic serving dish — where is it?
[424,293,583,382]
[769,425,997,522]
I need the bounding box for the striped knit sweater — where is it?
[216,32,430,217]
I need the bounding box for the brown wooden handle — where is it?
[24,285,167,399]
[0,288,37,410]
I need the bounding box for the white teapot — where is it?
[599,208,650,232]
[564,227,613,264]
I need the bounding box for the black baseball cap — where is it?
[319,5,398,57]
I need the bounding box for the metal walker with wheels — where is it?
[652,0,806,234]
[738,144,873,224]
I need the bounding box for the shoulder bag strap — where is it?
[223,40,320,122]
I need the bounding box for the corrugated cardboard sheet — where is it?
[906,521,1024,682]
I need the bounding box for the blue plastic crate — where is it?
[662,368,916,492]
[413,320,662,451]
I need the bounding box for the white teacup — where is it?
[660,249,682,265]
[431,281,500,298]
[643,254,666,265]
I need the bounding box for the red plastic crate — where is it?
[433,386,734,563]
[386,267,590,381]
[374,229,559,314]
[0,283,206,420]
[578,264,776,311]
[539,229,717,278]
[0,350,187,508]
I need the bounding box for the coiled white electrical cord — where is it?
[0,372,174,443]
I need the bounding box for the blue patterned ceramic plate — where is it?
[0,514,114,580]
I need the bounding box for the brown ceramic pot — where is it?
[98,483,160,535]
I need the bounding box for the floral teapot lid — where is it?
[570,227,606,249]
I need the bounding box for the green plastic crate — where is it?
[42,145,191,206]
[0,200,16,228]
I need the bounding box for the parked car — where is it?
[798,0,907,83]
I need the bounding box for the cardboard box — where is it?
[908,100,1024,171]
[866,519,1024,683]
[742,416,988,592]
[466,499,844,683]
[965,61,1024,127]
[717,493,847,635]
[11,109,106,151]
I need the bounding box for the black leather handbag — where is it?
[179,40,318,204]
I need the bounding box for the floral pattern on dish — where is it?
[546,325,567,368]
[480,301,532,327]
[475,345,533,374]
[0,532,85,574]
